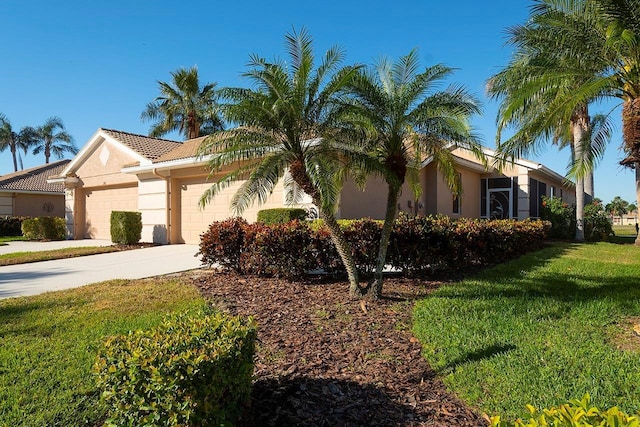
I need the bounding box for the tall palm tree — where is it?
[344,51,482,298]
[197,28,368,294]
[487,0,612,241]
[0,114,38,171]
[141,66,224,140]
[32,117,77,164]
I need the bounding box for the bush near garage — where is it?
[257,208,308,224]
[94,308,257,427]
[0,216,27,237]
[199,216,550,279]
[110,211,142,245]
[21,217,66,240]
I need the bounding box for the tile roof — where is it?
[101,128,182,160]
[0,160,70,193]
[153,136,208,163]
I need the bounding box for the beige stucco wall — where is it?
[339,175,422,220]
[13,193,65,217]
[75,138,139,188]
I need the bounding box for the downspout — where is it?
[152,168,171,244]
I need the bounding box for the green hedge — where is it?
[199,215,550,279]
[110,211,142,245]
[491,395,640,426]
[0,216,26,237]
[94,309,257,427]
[257,208,308,224]
[21,217,66,240]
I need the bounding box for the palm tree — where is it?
[505,0,640,246]
[32,117,77,164]
[197,28,368,294]
[343,51,482,298]
[141,66,224,140]
[487,0,613,241]
[0,114,38,171]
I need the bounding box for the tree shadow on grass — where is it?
[444,343,517,372]
[240,376,424,427]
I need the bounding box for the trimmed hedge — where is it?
[110,211,142,245]
[94,309,257,427]
[257,208,308,224]
[491,394,640,426]
[0,216,26,237]
[21,217,66,240]
[199,215,550,279]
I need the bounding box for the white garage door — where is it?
[84,186,138,239]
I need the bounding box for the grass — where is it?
[0,236,26,245]
[0,246,123,266]
[613,224,638,244]
[413,242,640,421]
[0,278,207,426]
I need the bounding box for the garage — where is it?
[177,177,264,244]
[83,185,138,239]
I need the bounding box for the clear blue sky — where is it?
[0,0,635,204]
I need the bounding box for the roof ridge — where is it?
[100,128,182,144]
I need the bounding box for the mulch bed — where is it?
[189,271,487,426]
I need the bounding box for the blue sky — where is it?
[0,0,635,204]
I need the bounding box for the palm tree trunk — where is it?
[635,163,640,246]
[319,209,362,296]
[572,106,588,242]
[584,171,594,205]
[10,146,17,172]
[370,184,401,300]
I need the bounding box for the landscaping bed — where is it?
[191,271,486,426]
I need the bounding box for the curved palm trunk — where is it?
[370,184,401,300]
[572,106,588,242]
[319,209,362,295]
[289,159,361,293]
[10,145,18,172]
[621,99,640,246]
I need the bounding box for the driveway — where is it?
[0,240,204,299]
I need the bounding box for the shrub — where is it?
[540,196,575,240]
[94,308,257,427]
[0,216,25,237]
[491,394,640,427]
[199,217,249,273]
[21,217,66,240]
[110,211,142,245]
[584,202,614,241]
[257,208,308,224]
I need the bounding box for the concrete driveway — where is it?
[0,240,204,299]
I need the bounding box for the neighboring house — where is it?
[49,128,575,244]
[0,160,69,218]
[611,210,638,226]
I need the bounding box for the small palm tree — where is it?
[32,117,77,164]
[141,66,224,140]
[344,51,482,298]
[198,28,367,294]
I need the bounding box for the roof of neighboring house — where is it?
[154,136,208,163]
[101,128,182,160]
[0,160,70,193]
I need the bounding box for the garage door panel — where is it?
[84,186,138,239]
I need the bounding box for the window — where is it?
[529,178,547,218]
[481,177,516,219]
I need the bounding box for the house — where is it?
[0,160,69,218]
[49,128,574,244]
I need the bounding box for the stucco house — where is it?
[49,128,574,244]
[0,160,69,218]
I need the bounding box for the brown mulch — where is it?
[189,271,487,427]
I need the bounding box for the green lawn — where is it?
[0,279,207,426]
[0,246,121,266]
[413,242,640,421]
